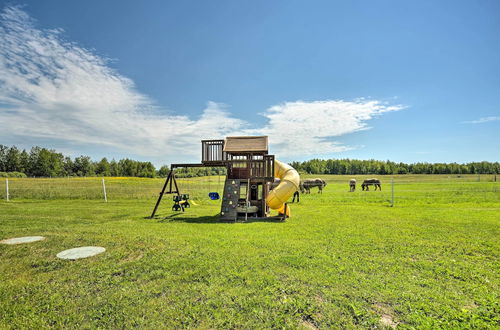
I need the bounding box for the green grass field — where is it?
[0,175,498,328]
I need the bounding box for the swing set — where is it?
[150,163,224,217]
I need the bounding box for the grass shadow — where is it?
[154,213,286,224]
[158,213,221,224]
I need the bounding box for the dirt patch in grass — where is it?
[463,302,478,311]
[373,303,398,328]
[122,251,144,262]
[301,319,319,329]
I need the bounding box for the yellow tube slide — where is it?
[266,160,300,216]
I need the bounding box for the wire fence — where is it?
[0,175,498,207]
[0,176,227,201]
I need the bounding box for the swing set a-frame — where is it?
[149,163,215,217]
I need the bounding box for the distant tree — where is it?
[19,149,29,173]
[26,147,65,177]
[63,157,74,176]
[109,159,120,176]
[137,161,156,178]
[157,165,170,177]
[290,161,303,172]
[95,157,111,176]
[5,146,21,172]
[119,159,137,176]
[0,145,7,172]
[73,156,95,176]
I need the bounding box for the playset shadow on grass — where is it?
[150,136,300,221]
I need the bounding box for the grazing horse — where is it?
[361,178,381,191]
[300,178,327,194]
[349,179,356,192]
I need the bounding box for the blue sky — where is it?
[0,0,499,166]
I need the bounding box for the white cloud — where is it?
[462,116,500,124]
[250,100,403,157]
[0,6,403,164]
[0,6,246,162]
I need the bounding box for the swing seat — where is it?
[209,192,220,200]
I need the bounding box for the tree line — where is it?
[0,145,161,178]
[0,145,498,177]
[0,145,226,178]
[290,159,499,175]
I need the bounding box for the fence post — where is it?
[391,178,394,207]
[102,178,107,202]
[5,178,9,201]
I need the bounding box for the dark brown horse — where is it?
[361,178,381,191]
[300,178,327,194]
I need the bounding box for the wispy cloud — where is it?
[0,6,403,163]
[462,116,500,124]
[0,6,245,161]
[252,100,403,157]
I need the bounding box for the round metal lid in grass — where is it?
[0,236,45,245]
[56,246,106,260]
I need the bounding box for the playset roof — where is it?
[223,136,268,153]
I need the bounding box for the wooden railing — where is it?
[201,139,274,179]
[201,140,225,163]
[226,155,274,179]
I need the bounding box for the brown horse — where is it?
[361,178,381,191]
[300,178,327,194]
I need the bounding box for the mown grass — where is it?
[0,175,498,328]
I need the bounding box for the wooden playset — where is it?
[149,136,300,221]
